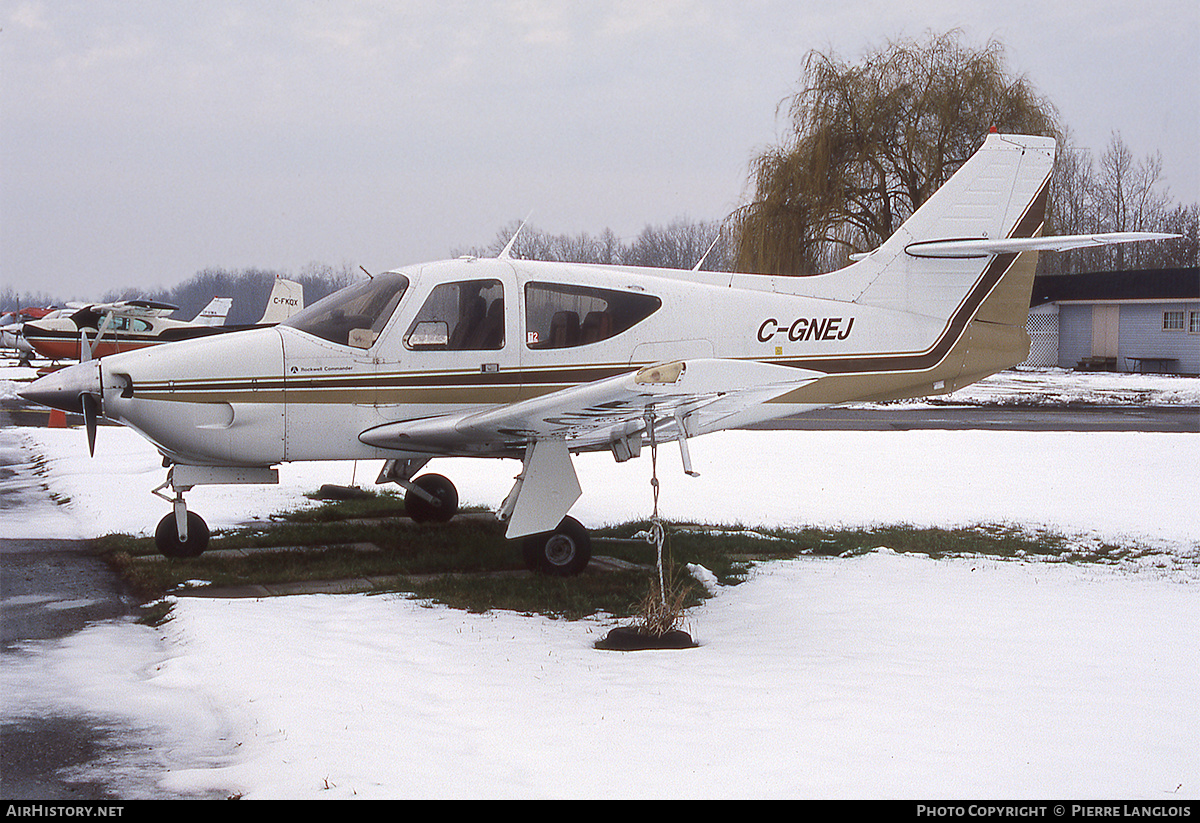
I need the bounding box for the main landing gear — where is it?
[380,457,592,576]
[521,515,591,577]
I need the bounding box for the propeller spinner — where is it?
[19,360,104,456]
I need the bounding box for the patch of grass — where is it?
[285,488,409,522]
[97,489,1160,620]
[135,599,174,627]
[405,570,659,621]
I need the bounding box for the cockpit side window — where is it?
[404,279,505,351]
[524,282,661,349]
[282,272,409,348]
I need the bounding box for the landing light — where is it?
[635,361,685,385]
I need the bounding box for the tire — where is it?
[155,511,210,559]
[521,516,591,577]
[405,474,459,523]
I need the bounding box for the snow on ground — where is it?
[882,367,1200,407]
[5,426,1200,554]
[2,366,1199,798]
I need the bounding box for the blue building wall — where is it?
[1056,305,1092,369]
[1119,303,1199,373]
[1055,303,1199,373]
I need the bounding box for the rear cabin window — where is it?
[102,316,152,333]
[404,280,505,351]
[283,272,409,349]
[524,283,661,349]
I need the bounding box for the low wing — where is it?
[360,358,821,539]
[360,358,821,455]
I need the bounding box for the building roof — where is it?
[1031,268,1199,306]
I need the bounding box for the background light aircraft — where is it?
[20,134,1177,571]
[1,306,55,357]
[21,277,303,362]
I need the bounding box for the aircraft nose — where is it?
[18,361,101,413]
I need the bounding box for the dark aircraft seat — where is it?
[469,298,504,349]
[549,311,580,348]
[449,296,487,350]
[580,310,612,344]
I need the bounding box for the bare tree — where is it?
[456,218,731,270]
[626,219,729,270]
[1042,131,1195,272]
[731,31,1060,275]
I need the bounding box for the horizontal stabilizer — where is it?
[85,300,180,317]
[905,232,1180,259]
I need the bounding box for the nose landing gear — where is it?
[150,464,278,559]
[151,477,210,559]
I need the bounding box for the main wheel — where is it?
[521,516,591,577]
[155,511,210,559]
[405,473,459,523]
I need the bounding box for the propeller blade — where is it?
[80,329,92,362]
[80,392,99,456]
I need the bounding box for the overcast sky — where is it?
[3,0,1197,300]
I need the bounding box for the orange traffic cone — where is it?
[48,408,67,428]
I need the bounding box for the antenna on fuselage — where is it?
[693,228,722,271]
[359,266,373,279]
[692,211,740,271]
[498,213,533,260]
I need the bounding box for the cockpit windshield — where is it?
[282,272,409,348]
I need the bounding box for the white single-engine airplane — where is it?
[20,134,1177,571]
[22,297,232,362]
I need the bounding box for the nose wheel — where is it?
[151,471,211,559]
[155,510,210,559]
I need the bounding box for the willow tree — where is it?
[732,31,1060,275]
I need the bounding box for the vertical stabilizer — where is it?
[193,297,233,326]
[781,133,1056,328]
[258,278,305,324]
[763,133,1057,404]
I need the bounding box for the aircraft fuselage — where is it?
[39,249,1031,468]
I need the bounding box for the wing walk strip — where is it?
[130,173,1049,405]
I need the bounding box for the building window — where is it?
[1163,310,1185,331]
[1190,311,1200,334]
